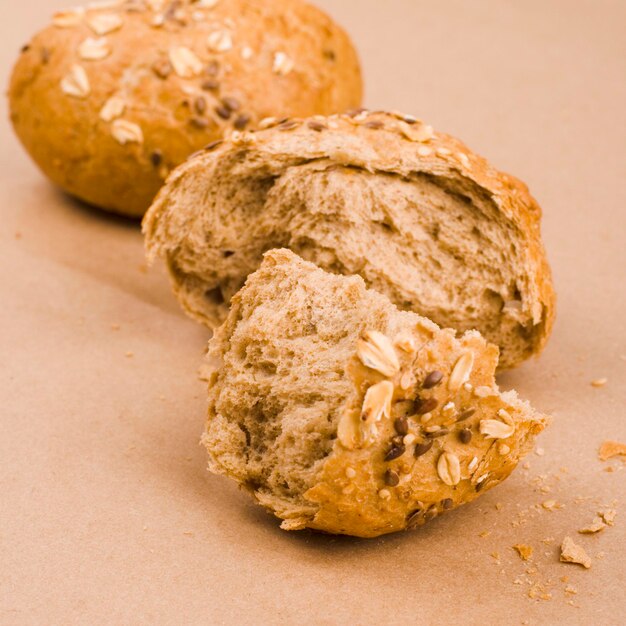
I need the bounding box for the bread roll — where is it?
[203,249,548,538]
[8,0,362,216]
[144,109,555,368]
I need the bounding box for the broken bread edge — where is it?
[201,249,548,538]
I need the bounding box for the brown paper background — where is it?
[1,1,625,624]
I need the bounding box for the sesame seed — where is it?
[364,120,384,129]
[468,456,479,471]
[403,433,416,445]
[413,440,433,458]
[378,488,391,500]
[422,370,444,389]
[345,467,356,479]
[498,444,511,455]
[414,397,438,415]
[441,498,454,510]
[591,378,607,388]
[384,469,400,487]
[459,428,472,444]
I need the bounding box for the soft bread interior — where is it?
[151,150,547,368]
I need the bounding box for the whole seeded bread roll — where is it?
[202,249,548,538]
[8,0,362,217]
[144,110,555,368]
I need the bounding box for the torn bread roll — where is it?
[8,0,362,216]
[144,110,555,368]
[202,249,548,538]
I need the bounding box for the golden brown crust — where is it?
[8,0,362,216]
[144,110,555,367]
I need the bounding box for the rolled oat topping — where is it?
[61,64,90,98]
[437,452,461,485]
[169,46,203,78]
[356,330,400,378]
[448,351,474,391]
[111,119,143,144]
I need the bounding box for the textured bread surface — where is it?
[145,109,555,368]
[202,249,548,538]
[8,0,362,217]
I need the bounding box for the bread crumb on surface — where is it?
[590,377,607,387]
[578,516,606,534]
[598,440,626,461]
[560,537,592,568]
[513,544,533,561]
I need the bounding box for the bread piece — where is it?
[202,249,548,538]
[8,0,362,217]
[144,110,555,368]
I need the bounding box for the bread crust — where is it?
[8,0,362,216]
[203,249,548,538]
[145,110,555,368]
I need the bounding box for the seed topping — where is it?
[459,428,472,444]
[422,370,443,389]
[273,51,294,75]
[86,12,123,36]
[384,469,400,487]
[53,8,85,28]
[207,30,232,52]
[78,37,111,61]
[414,397,438,415]
[413,439,433,458]
[169,46,203,78]
[99,95,125,121]
[111,119,143,145]
[61,64,90,98]
[437,452,461,485]
[356,330,400,377]
[448,351,474,391]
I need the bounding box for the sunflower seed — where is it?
[448,351,474,391]
[356,330,400,377]
[99,95,125,121]
[437,452,461,485]
[169,46,203,78]
[61,65,90,98]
